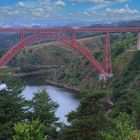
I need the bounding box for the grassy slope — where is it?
[111,51,140,91]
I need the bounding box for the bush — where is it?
[13,119,46,140]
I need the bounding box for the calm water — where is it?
[22,85,80,124]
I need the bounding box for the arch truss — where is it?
[0,28,122,80]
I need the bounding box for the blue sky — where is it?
[0,0,140,21]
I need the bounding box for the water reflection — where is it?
[0,83,7,90]
[22,85,80,124]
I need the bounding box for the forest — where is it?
[0,71,140,140]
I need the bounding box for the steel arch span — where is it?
[0,32,107,76]
[1,27,140,79]
[0,31,119,79]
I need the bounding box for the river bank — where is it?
[22,75,81,93]
[0,72,81,93]
[45,79,81,93]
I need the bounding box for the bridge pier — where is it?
[20,32,25,48]
[99,73,113,81]
[104,32,112,74]
[137,32,140,50]
[72,31,76,47]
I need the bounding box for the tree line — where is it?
[0,76,140,140]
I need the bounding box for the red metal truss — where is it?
[104,32,112,74]
[0,32,106,74]
[20,32,25,48]
[0,27,140,78]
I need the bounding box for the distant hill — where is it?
[0,19,140,28]
[89,20,140,28]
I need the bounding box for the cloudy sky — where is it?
[0,0,140,21]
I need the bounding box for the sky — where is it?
[0,0,140,21]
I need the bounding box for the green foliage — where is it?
[0,76,24,92]
[0,77,26,140]
[75,71,81,79]
[60,90,110,140]
[30,90,60,139]
[101,112,140,140]
[0,77,60,140]
[111,46,125,59]
[13,119,46,140]
[111,51,140,101]
[0,67,12,74]
[9,50,41,68]
[112,90,140,129]
[53,49,61,57]
[111,36,136,57]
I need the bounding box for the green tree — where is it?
[0,77,26,140]
[60,90,110,140]
[112,90,140,128]
[0,76,24,92]
[13,119,46,140]
[30,90,60,139]
[101,112,140,140]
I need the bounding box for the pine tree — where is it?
[60,90,110,140]
[0,77,26,140]
[30,90,60,139]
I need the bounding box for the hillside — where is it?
[2,32,138,91]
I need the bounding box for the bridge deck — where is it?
[0,28,140,33]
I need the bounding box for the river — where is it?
[22,85,80,124]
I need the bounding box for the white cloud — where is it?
[72,0,129,3]
[72,0,129,11]
[16,2,32,9]
[17,2,25,7]
[72,0,106,3]
[39,0,51,6]
[55,1,66,7]
[115,0,129,2]
[82,4,140,20]
[105,5,138,15]
[0,0,139,21]
[0,0,66,19]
